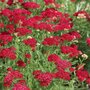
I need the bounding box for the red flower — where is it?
[44,0,55,5]
[0,47,16,60]
[1,8,13,17]
[16,60,26,67]
[86,38,90,46]
[74,10,88,17]
[86,77,90,84]
[42,36,61,46]
[23,38,37,50]
[25,53,31,59]
[12,82,30,90]
[0,22,4,28]
[0,32,13,45]
[7,0,13,5]
[22,2,40,9]
[15,28,32,36]
[4,70,23,87]
[76,69,89,82]
[48,54,72,70]
[48,54,61,62]
[61,45,80,58]
[54,70,71,80]
[33,71,53,86]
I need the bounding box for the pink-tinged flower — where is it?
[0,47,16,60]
[86,38,90,46]
[54,70,71,80]
[0,32,13,45]
[0,22,4,28]
[15,28,32,36]
[12,82,30,90]
[4,70,23,87]
[56,60,72,70]
[48,54,72,70]
[16,60,26,67]
[74,11,88,17]
[76,69,89,82]
[42,36,61,46]
[33,71,53,86]
[23,38,37,50]
[25,53,31,59]
[22,2,40,9]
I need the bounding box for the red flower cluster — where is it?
[23,38,37,50]
[12,82,30,90]
[22,2,40,9]
[4,70,23,87]
[0,47,16,60]
[48,54,72,70]
[15,28,32,36]
[33,54,72,86]
[61,45,80,58]
[16,60,26,67]
[42,36,61,46]
[0,32,13,45]
[33,70,53,86]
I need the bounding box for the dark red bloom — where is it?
[16,60,26,67]
[25,53,31,59]
[7,0,13,5]
[86,38,90,46]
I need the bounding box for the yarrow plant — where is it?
[0,0,90,90]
